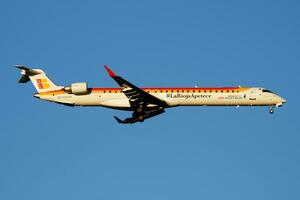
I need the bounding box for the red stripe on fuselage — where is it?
[38,87,248,95]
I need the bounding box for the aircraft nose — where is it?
[274,96,286,107]
[282,98,287,104]
[278,96,286,104]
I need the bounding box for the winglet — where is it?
[104,65,117,77]
[113,116,124,123]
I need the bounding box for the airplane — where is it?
[16,65,286,124]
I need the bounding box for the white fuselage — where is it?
[36,87,286,110]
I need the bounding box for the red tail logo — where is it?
[36,79,49,89]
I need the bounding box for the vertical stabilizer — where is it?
[16,65,63,92]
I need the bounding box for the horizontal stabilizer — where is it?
[16,65,42,85]
[18,75,30,83]
[15,65,42,76]
[15,65,29,71]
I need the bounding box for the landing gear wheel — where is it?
[138,115,144,122]
[269,107,274,114]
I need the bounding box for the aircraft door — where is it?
[247,90,257,101]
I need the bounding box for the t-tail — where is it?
[16,65,63,92]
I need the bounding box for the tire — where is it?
[138,115,144,122]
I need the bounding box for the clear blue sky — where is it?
[1,0,299,199]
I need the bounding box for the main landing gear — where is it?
[269,106,274,114]
[136,105,145,122]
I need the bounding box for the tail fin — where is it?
[16,65,63,92]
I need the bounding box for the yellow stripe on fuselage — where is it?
[39,90,65,96]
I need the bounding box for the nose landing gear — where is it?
[269,106,274,114]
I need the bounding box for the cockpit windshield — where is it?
[262,89,273,93]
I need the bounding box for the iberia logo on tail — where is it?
[36,79,49,89]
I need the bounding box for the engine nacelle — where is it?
[65,82,89,95]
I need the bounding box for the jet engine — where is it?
[65,82,89,95]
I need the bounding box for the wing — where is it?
[104,65,168,124]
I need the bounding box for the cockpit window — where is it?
[262,89,273,93]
